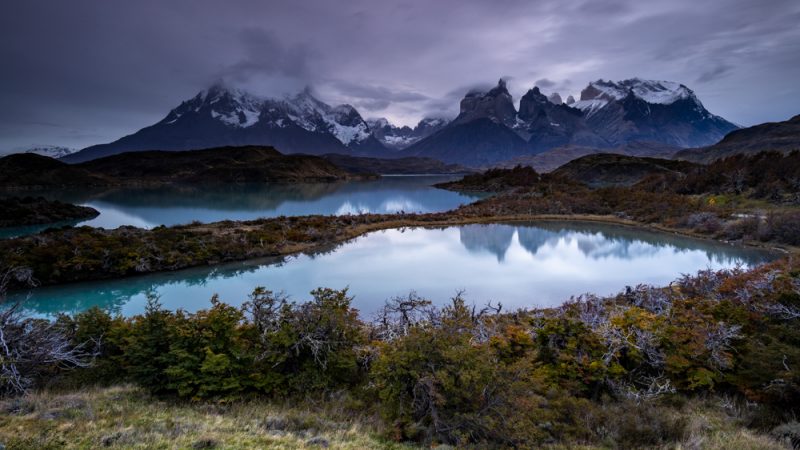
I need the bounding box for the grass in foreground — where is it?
[0,385,789,449]
[0,385,409,449]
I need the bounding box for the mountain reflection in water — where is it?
[9,222,776,318]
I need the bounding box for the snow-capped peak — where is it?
[582,78,693,105]
[366,116,450,150]
[282,91,371,145]
[18,145,76,159]
[164,84,379,147]
[164,83,265,128]
[573,78,698,117]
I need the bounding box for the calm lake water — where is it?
[0,175,480,238]
[10,222,776,318]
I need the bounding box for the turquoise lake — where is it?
[10,221,776,318]
[0,175,481,238]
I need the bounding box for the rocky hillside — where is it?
[675,114,800,162]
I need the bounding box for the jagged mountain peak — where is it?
[579,78,694,106]
[404,76,738,165]
[458,78,516,126]
[465,78,511,98]
[367,116,450,150]
[522,86,548,103]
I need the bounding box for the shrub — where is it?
[685,212,722,234]
[0,304,92,395]
[766,211,800,245]
[372,295,553,446]
[247,287,367,394]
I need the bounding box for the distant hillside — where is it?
[0,146,368,187]
[495,141,680,172]
[675,114,800,163]
[321,153,473,175]
[434,166,542,192]
[641,151,800,204]
[551,154,698,188]
[0,153,104,187]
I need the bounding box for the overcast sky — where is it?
[1,0,798,153]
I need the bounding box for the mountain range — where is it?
[63,85,390,163]
[403,79,738,165]
[63,78,740,166]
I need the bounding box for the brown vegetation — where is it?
[1,260,798,448]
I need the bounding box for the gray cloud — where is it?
[697,64,734,83]
[535,79,557,89]
[0,0,798,152]
[224,28,312,81]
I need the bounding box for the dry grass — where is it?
[674,406,789,450]
[0,385,410,449]
[0,386,791,449]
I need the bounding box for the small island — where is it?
[0,196,98,228]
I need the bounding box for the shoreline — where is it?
[5,211,793,293]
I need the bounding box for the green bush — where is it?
[7,260,799,447]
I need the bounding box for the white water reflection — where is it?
[10,222,776,318]
[1,176,480,237]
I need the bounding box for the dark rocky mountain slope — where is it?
[675,114,800,163]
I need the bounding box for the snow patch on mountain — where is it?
[327,120,370,145]
[383,135,418,147]
[165,84,375,147]
[19,146,77,159]
[367,116,450,150]
[580,79,693,106]
[571,99,609,117]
